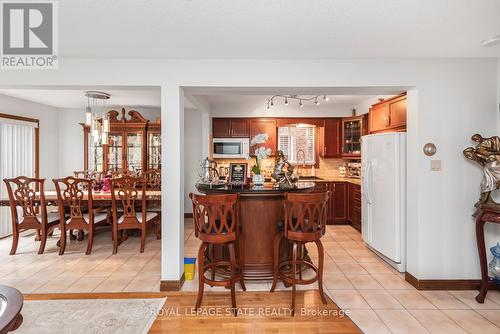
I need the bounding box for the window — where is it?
[0,114,38,237]
[277,124,316,165]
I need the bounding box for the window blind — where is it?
[0,120,35,237]
[277,124,316,165]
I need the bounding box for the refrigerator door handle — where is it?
[365,161,373,205]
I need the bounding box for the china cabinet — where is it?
[82,109,161,174]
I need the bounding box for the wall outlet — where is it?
[430,159,442,171]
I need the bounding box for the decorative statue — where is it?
[271,150,296,189]
[463,134,500,207]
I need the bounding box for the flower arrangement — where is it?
[250,133,272,175]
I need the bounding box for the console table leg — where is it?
[475,212,488,303]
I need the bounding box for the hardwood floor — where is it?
[149,291,361,334]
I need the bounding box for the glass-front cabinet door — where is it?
[148,132,161,170]
[107,133,123,171]
[126,132,143,173]
[342,118,362,156]
[88,135,103,172]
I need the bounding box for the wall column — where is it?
[160,85,185,289]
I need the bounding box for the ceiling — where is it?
[0,88,161,108]
[58,0,500,58]
[199,94,374,108]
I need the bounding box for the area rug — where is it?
[13,298,166,334]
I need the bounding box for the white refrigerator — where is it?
[361,132,406,272]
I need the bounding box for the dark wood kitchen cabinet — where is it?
[347,182,361,232]
[315,182,347,224]
[212,118,249,138]
[333,182,348,223]
[249,118,277,153]
[369,93,407,133]
[319,118,342,158]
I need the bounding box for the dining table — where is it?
[0,190,162,242]
[0,190,162,208]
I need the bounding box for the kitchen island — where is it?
[196,182,315,280]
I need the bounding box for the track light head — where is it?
[323,95,329,102]
[314,97,319,105]
[284,97,288,106]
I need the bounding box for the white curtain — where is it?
[0,119,36,237]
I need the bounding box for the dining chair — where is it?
[3,176,60,255]
[143,169,161,239]
[270,191,330,316]
[189,192,246,316]
[53,177,108,255]
[110,175,157,254]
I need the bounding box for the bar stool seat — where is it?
[189,192,246,317]
[270,191,330,316]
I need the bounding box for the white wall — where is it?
[0,94,60,188]
[0,57,498,282]
[184,108,204,213]
[57,106,161,177]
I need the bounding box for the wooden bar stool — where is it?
[189,192,246,316]
[270,191,330,316]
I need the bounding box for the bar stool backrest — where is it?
[189,193,239,243]
[283,191,330,242]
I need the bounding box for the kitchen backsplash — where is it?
[214,157,348,178]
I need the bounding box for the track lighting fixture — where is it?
[265,95,329,110]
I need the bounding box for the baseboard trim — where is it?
[405,272,481,290]
[160,273,185,291]
[184,213,193,218]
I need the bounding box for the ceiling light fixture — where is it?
[266,95,328,110]
[84,91,111,145]
[482,34,500,47]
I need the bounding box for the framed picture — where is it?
[228,163,248,185]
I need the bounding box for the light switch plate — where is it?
[430,160,441,171]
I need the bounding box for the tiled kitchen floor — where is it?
[0,227,161,293]
[2,220,500,333]
[183,220,500,334]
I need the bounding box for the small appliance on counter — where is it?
[347,162,361,178]
[196,157,225,188]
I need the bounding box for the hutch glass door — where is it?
[148,132,161,169]
[107,133,123,171]
[127,132,143,173]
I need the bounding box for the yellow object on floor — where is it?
[184,257,196,280]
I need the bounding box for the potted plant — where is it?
[250,133,272,185]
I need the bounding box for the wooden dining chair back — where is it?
[189,192,245,316]
[53,177,107,255]
[143,169,161,190]
[143,169,161,239]
[283,192,329,242]
[3,176,59,255]
[271,191,330,316]
[110,175,156,253]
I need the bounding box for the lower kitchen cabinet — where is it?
[347,182,361,231]
[314,181,360,229]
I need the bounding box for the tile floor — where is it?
[2,220,500,334]
[0,227,161,293]
[183,220,500,334]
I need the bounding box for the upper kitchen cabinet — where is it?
[341,116,366,157]
[369,93,407,133]
[319,118,342,158]
[212,118,249,138]
[249,118,277,153]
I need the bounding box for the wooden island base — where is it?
[197,182,315,280]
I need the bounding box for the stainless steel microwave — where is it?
[212,138,250,159]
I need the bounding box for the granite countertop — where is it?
[312,177,361,185]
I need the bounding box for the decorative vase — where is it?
[489,242,500,284]
[252,174,265,186]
